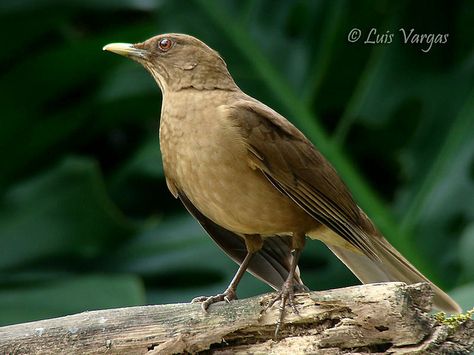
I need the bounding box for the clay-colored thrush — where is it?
[103,34,461,320]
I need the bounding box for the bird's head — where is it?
[103,33,237,93]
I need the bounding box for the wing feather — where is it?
[229,99,379,259]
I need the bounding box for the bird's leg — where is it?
[191,251,253,309]
[192,235,263,311]
[267,232,306,337]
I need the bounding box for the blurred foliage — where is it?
[0,0,473,326]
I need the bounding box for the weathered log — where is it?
[0,282,472,354]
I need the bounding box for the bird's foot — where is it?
[266,279,302,338]
[267,279,300,314]
[191,288,237,311]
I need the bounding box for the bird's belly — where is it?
[184,158,312,235]
[164,118,314,235]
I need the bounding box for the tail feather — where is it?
[309,228,461,313]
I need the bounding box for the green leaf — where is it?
[0,157,136,269]
[110,138,164,186]
[109,215,233,275]
[0,274,145,326]
[450,283,474,314]
[400,109,474,286]
[397,80,474,235]
[99,63,157,102]
[459,224,474,282]
[0,21,157,187]
[0,0,159,14]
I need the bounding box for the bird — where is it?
[103,33,461,329]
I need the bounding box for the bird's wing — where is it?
[177,190,306,290]
[227,99,380,259]
[224,99,461,313]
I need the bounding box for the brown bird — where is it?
[103,34,461,325]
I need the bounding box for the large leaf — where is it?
[0,157,136,269]
[0,275,145,326]
[450,282,474,314]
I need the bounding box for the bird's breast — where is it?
[159,91,314,235]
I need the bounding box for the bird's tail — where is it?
[308,227,461,313]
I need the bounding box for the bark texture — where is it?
[0,282,472,354]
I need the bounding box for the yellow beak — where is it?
[102,43,147,59]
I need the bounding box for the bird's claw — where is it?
[266,279,301,338]
[191,289,237,311]
[267,283,299,312]
[191,296,209,303]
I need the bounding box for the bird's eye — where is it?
[158,38,173,52]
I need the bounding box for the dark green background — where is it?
[1,0,473,326]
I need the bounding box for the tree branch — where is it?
[0,282,472,354]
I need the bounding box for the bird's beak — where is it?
[102,43,147,60]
